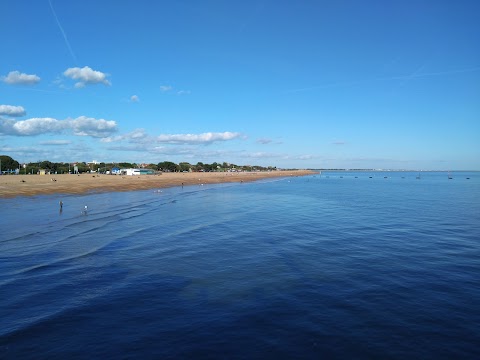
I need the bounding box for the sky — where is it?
[1,0,479,170]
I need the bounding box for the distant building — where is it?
[139,169,155,175]
[122,168,141,176]
[120,168,155,176]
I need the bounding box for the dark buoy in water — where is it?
[82,205,88,215]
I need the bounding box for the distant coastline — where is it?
[0,170,316,198]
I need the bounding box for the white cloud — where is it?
[0,116,117,137]
[156,132,241,144]
[130,95,139,102]
[0,105,26,117]
[105,144,230,158]
[159,85,190,95]
[53,76,66,88]
[100,129,147,143]
[2,71,40,85]
[160,85,172,92]
[257,138,272,145]
[129,129,147,139]
[63,66,111,87]
[0,145,55,161]
[69,116,117,137]
[100,135,125,143]
[1,140,103,163]
[39,140,72,145]
[243,151,279,159]
[106,144,154,152]
[296,154,315,160]
[102,130,241,145]
[5,117,60,136]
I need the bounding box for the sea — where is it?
[1,171,479,359]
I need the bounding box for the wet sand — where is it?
[0,170,316,198]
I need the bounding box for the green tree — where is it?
[211,162,220,171]
[56,163,69,174]
[76,162,89,173]
[179,162,191,172]
[144,163,158,170]
[39,160,55,172]
[118,162,134,168]
[158,161,178,172]
[25,163,39,174]
[0,155,19,173]
[194,162,204,172]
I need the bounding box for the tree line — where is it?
[0,155,277,174]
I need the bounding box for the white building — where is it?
[121,168,141,176]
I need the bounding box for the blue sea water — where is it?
[1,171,479,359]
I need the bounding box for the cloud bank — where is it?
[156,132,241,144]
[102,131,242,145]
[0,105,26,117]
[2,71,40,85]
[39,140,72,145]
[0,116,117,137]
[64,66,111,88]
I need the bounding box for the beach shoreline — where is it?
[0,170,316,198]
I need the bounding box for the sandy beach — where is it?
[0,170,316,198]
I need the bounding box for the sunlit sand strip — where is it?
[0,170,316,198]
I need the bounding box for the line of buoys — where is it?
[316,174,473,180]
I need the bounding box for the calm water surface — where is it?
[1,172,479,359]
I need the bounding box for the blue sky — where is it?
[1,0,479,170]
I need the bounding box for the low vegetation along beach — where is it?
[0,170,315,198]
